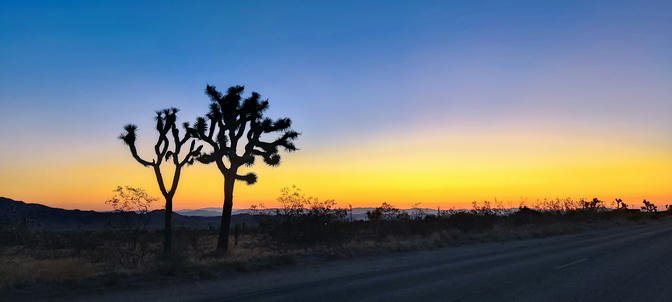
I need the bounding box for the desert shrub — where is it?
[366,202,402,222]
[445,212,497,232]
[581,198,605,211]
[533,198,559,212]
[641,200,657,213]
[471,201,495,215]
[259,213,348,249]
[561,198,581,212]
[410,203,427,219]
[105,186,155,214]
[259,186,348,248]
[509,206,544,226]
[614,198,629,210]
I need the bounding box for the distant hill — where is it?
[177,207,256,217]
[177,206,446,220]
[178,207,278,217]
[0,197,487,230]
[0,197,257,230]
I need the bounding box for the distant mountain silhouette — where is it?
[0,197,256,230]
[177,207,446,220]
[0,197,488,229]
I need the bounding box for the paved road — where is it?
[33,220,672,301]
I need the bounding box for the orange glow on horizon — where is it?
[1,126,670,212]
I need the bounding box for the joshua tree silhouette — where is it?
[192,85,299,253]
[641,199,657,213]
[615,198,628,210]
[119,108,202,254]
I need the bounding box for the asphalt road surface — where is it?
[27,220,672,301]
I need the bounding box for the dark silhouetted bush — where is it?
[641,200,657,213]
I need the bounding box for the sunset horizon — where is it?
[1,1,670,212]
[2,1,672,300]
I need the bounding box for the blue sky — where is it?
[2,1,670,144]
[1,1,671,209]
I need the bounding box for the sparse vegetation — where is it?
[615,198,629,210]
[642,199,658,213]
[261,185,347,248]
[366,202,403,222]
[1,195,670,293]
[105,186,155,214]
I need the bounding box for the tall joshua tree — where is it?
[119,108,202,254]
[192,85,299,253]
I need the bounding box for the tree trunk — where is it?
[164,196,173,255]
[216,176,235,253]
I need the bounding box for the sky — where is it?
[1,1,671,211]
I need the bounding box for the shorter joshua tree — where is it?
[119,108,202,254]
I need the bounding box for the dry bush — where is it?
[2,197,670,291]
[0,256,99,288]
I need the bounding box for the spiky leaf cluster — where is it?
[119,108,203,196]
[191,85,299,185]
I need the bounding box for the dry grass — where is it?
[0,216,657,292]
[0,256,100,288]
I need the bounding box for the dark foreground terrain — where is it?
[13,219,672,302]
